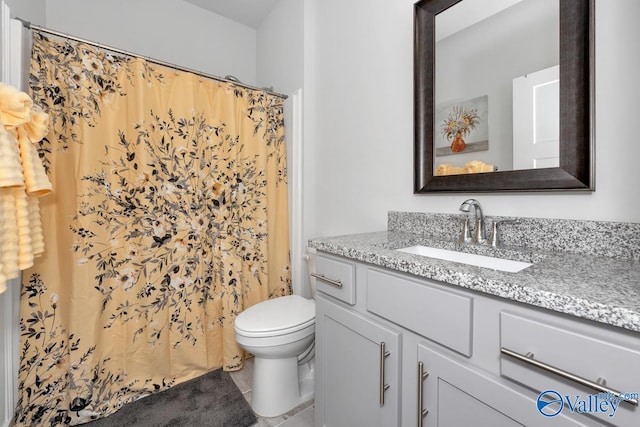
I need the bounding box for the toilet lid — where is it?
[235,295,315,336]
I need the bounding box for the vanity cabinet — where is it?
[314,252,640,427]
[417,345,592,427]
[315,255,401,427]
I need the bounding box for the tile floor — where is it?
[228,357,315,427]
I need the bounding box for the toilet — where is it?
[234,255,317,417]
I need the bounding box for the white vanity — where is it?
[310,213,640,427]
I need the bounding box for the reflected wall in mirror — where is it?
[414,0,594,192]
[435,0,559,173]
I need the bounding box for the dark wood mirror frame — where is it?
[414,0,594,193]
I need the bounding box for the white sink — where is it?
[396,245,532,273]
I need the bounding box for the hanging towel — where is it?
[0,82,53,294]
[27,196,45,256]
[23,104,50,143]
[0,187,20,280]
[16,126,53,196]
[14,188,33,270]
[0,126,25,188]
[0,82,33,126]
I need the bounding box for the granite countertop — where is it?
[308,230,640,333]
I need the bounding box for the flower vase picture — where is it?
[450,131,467,152]
[435,95,489,156]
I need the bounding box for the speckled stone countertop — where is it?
[308,214,640,333]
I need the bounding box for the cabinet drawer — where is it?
[314,253,356,305]
[500,312,640,426]
[366,268,473,356]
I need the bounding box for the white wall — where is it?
[45,0,257,85]
[257,0,303,95]
[4,0,45,25]
[436,0,558,171]
[303,0,640,245]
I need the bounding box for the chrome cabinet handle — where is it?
[417,361,429,427]
[379,341,391,406]
[310,272,343,288]
[501,347,639,407]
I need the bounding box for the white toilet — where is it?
[234,258,317,417]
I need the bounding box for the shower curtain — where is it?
[14,33,291,426]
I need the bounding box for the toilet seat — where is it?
[235,295,315,338]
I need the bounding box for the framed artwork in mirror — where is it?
[414,0,594,192]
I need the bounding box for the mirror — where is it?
[414,0,594,192]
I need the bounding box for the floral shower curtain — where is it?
[15,33,291,426]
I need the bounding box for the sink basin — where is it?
[396,245,532,272]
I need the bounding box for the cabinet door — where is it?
[417,344,592,427]
[316,296,401,427]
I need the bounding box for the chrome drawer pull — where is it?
[501,347,639,407]
[417,361,429,427]
[310,272,343,288]
[379,341,391,406]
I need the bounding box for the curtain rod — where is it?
[14,18,288,100]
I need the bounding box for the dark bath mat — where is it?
[84,369,256,427]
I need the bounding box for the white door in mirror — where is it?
[513,65,560,170]
[396,246,532,273]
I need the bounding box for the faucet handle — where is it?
[459,216,472,243]
[488,219,517,247]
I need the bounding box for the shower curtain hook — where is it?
[224,75,242,84]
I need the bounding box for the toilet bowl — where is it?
[234,294,316,417]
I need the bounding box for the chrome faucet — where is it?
[459,199,486,244]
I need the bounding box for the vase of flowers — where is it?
[440,105,480,153]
